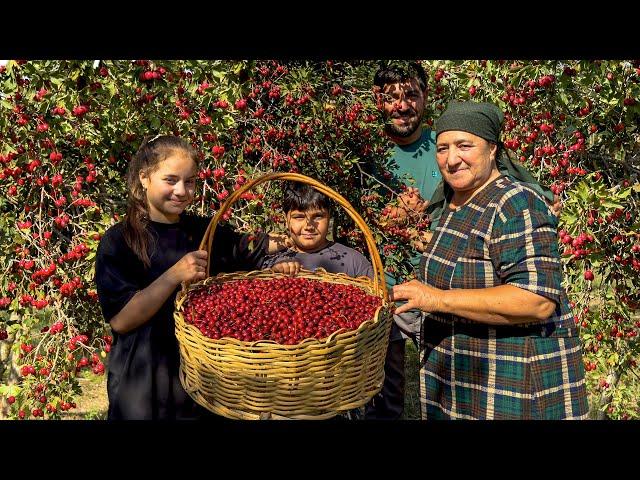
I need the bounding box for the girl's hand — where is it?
[390,279,444,315]
[169,250,208,284]
[267,233,295,254]
[270,260,301,276]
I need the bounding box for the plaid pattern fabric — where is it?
[418,176,589,419]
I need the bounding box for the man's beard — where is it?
[385,113,420,138]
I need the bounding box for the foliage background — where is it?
[0,60,638,419]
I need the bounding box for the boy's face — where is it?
[286,207,330,252]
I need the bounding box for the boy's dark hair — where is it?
[373,61,427,91]
[282,182,332,214]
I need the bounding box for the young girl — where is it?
[95,135,295,420]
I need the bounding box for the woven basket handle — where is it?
[192,172,387,300]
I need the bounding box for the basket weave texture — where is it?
[174,173,391,420]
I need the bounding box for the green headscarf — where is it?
[427,101,554,230]
[435,101,504,144]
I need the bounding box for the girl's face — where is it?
[139,151,197,223]
[286,207,330,253]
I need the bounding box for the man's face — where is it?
[380,78,426,139]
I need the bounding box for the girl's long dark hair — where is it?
[123,135,198,268]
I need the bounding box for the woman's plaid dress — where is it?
[418,176,589,419]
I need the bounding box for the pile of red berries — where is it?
[184,277,382,345]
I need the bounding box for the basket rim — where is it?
[188,172,388,301]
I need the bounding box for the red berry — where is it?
[183,278,381,345]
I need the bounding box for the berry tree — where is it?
[1,59,638,419]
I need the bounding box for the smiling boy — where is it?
[261,182,373,280]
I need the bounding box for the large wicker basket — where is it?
[174,173,392,419]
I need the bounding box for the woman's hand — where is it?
[392,282,557,324]
[270,260,301,276]
[168,250,208,284]
[390,279,444,315]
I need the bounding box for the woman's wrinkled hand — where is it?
[390,279,444,315]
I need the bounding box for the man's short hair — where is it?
[374,61,427,92]
[282,182,332,214]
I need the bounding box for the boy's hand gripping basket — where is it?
[174,173,392,420]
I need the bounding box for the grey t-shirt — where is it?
[261,241,374,279]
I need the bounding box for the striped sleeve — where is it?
[488,193,564,305]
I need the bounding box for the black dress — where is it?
[94,214,268,420]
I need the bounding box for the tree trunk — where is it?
[595,368,620,420]
[0,337,15,418]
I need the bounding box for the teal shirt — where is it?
[390,129,440,202]
[385,129,439,287]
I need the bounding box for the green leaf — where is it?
[575,182,589,202]
[558,92,570,107]
[0,384,22,397]
[106,82,117,98]
[617,188,632,198]
[3,77,17,93]
[562,212,578,225]
[602,201,624,210]
[221,114,235,128]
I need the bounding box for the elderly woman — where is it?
[391,101,589,420]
